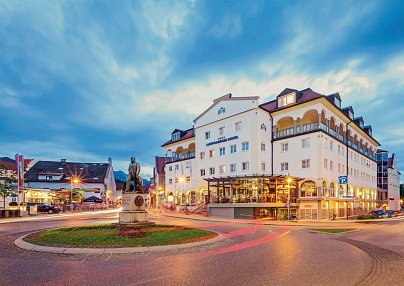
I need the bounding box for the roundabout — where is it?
[14,224,223,254]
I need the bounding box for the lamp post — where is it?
[286,177,292,220]
[71,177,80,205]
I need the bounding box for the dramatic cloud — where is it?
[0,0,403,178]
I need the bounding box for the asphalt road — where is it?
[1,211,404,286]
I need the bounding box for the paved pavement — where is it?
[1,209,404,285]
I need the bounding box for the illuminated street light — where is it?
[71,177,80,205]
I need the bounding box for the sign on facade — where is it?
[338,176,348,184]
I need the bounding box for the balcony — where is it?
[273,123,376,160]
[166,152,195,163]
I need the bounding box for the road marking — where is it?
[105,252,113,261]
[81,253,90,263]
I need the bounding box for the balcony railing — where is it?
[298,187,373,200]
[273,123,376,160]
[166,152,195,163]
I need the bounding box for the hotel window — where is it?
[175,164,179,170]
[242,161,249,171]
[169,178,173,184]
[324,159,328,169]
[261,162,266,171]
[281,142,288,152]
[301,159,310,169]
[200,152,205,160]
[168,166,172,171]
[219,126,225,136]
[278,92,296,107]
[330,161,333,171]
[338,145,341,155]
[342,147,345,156]
[209,149,215,158]
[281,162,289,171]
[230,144,237,153]
[171,132,180,141]
[209,167,215,175]
[200,169,205,176]
[338,163,341,173]
[230,163,237,173]
[219,147,225,156]
[324,138,328,149]
[330,141,333,151]
[235,122,241,131]
[302,138,310,149]
[261,143,266,152]
[205,131,210,139]
[219,165,225,174]
[242,141,249,151]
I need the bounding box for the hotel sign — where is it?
[206,136,238,146]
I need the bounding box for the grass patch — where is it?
[25,224,217,248]
[307,228,355,234]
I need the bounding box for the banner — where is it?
[16,154,24,190]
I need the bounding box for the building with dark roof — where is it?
[159,88,382,220]
[24,158,117,204]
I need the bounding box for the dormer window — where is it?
[172,132,180,141]
[334,97,341,108]
[278,92,296,107]
[359,122,364,128]
[348,111,353,119]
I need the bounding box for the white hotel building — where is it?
[161,88,380,220]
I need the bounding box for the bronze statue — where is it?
[125,156,143,193]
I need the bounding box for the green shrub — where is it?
[357,214,372,220]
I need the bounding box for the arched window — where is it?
[330,182,335,197]
[301,180,317,197]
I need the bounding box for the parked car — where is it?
[386,210,398,218]
[369,210,388,219]
[27,203,61,214]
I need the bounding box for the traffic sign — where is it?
[339,176,348,184]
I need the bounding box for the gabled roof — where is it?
[260,88,323,112]
[161,127,194,147]
[25,160,110,183]
[193,93,259,123]
[0,157,33,172]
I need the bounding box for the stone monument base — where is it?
[118,193,154,227]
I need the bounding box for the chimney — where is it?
[61,159,66,165]
[108,157,112,164]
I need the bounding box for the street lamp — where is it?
[286,177,292,220]
[71,177,80,205]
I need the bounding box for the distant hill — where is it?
[114,170,150,185]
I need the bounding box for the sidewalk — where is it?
[149,208,404,228]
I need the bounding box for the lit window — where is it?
[242,161,249,171]
[230,144,237,153]
[219,147,225,156]
[242,142,249,151]
[281,162,288,171]
[219,165,225,174]
[278,92,296,107]
[302,159,310,169]
[230,163,237,173]
[302,138,310,148]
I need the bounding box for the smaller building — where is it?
[24,158,117,204]
[149,156,166,208]
[376,150,401,210]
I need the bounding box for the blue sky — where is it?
[0,0,403,178]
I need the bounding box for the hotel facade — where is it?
[161,88,380,220]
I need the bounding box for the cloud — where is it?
[209,15,242,39]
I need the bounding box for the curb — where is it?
[14,231,224,255]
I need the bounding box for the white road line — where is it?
[125,274,175,286]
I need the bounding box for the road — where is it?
[1,210,404,286]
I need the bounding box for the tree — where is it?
[0,178,16,209]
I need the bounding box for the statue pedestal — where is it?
[118,193,154,227]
